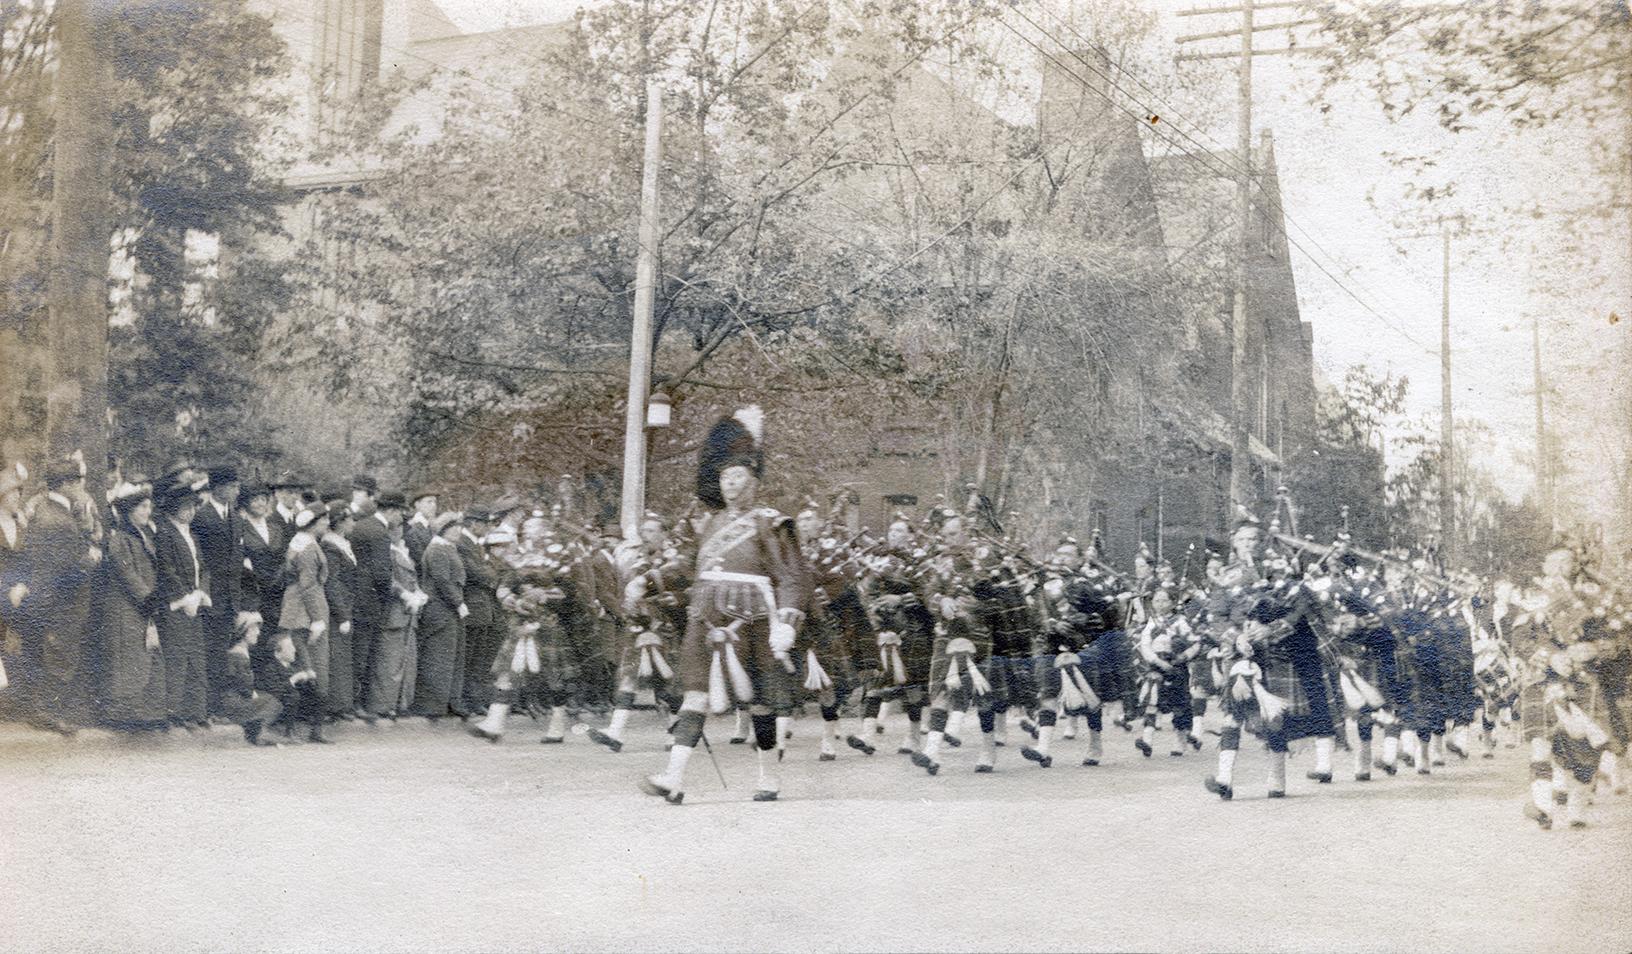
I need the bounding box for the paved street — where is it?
[2,711,1628,953]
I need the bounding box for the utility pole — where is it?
[1532,316,1553,533]
[1176,2,1321,523]
[619,75,663,538]
[1438,223,1455,565]
[47,0,115,489]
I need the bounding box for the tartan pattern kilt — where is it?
[1518,678,1555,744]
[491,617,575,694]
[1222,622,1335,741]
[867,588,937,685]
[927,616,992,702]
[1076,630,1135,708]
[612,620,681,694]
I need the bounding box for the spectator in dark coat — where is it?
[152,473,212,729]
[98,481,168,728]
[457,508,502,712]
[404,490,437,568]
[217,616,282,746]
[321,502,361,718]
[11,459,104,732]
[192,463,242,715]
[277,503,330,700]
[348,489,401,712]
[411,511,468,718]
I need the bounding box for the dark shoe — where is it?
[897,746,916,755]
[943,734,962,748]
[910,752,940,776]
[587,728,623,753]
[1374,759,1398,776]
[1307,771,1333,784]
[845,735,876,756]
[974,763,994,773]
[1554,790,1569,807]
[1400,752,1416,768]
[539,736,565,745]
[1355,771,1372,782]
[1447,740,1469,760]
[1205,776,1233,801]
[1267,789,1286,799]
[752,789,779,802]
[818,752,837,762]
[1082,757,1100,767]
[468,724,502,743]
[1020,719,1040,740]
[1135,739,1152,758]
[639,777,684,804]
[874,722,886,734]
[1188,734,1203,751]
[1020,746,1052,768]
[729,735,747,745]
[1569,819,1587,829]
[243,722,262,746]
[1524,803,1552,830]
[308,726,333,744]
[1482,752,1495,760]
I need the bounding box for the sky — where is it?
[431,0,1629,526]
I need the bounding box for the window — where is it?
[311,0,385,138]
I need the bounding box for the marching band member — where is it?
[855,516,936,757]
[639,408,810,804]
[590,512,689,752]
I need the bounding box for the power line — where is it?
[1017,4,1437,353]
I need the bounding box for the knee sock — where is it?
[1217,748,1237,786]
[1315,736,1334,774]
[1357,736,1373,775]
[820,706,839,754]
[1268,749,1287,793]
[732,707,748,740]
[946,708,965,740]
[902,701,924,752]
[925,707,948,758]
[606,707,631,741]
[544,706,567,740]
[1382,732,1400,768]
[753,713,779,752]
[776,714,792,750]
[1036,709,1057,757]
[478,701,511,734]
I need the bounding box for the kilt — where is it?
[1133,666,1191,715]
[867,593,935,689]
[1222,617,1334,742]
[1076,630,1135,708]
[982,654,1035,709]
[927,616,991,693]
[612,619,682,696]
[1518,678,1556,744]
[676,613,794,712]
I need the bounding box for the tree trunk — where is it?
[46,0,114,489]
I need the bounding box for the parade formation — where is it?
[1,407,1628,832]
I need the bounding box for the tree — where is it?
[0,0,296,475]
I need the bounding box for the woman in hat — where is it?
[98,480,169,728]
[410,510,468,718]
[276,502,331,702]
[153,472,212,730]
[368,517,425,718]
[640,408,811,804]
[321,502,360,719]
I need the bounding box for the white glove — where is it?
[7,583,25,608]
[769,619,796,656]
[144,622,160,651]
[339,621,352,635]
[458,603,470,619]
[310,621,326,639]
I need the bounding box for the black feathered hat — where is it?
[696,406,764,510]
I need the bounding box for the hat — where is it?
[0,461,27,496]
[110,479,153,516]
[696,406,764,510]
[293,504,327,530]
[239,481,270,502]
[269,470,306,490]
[352,474,379,495]
[44,459,83,489]
[410,488,438,505]
[377,490,408,511]
[431,511,463,534]
[465,507,493,524]
[320,483,349,504]
[206,463,239,487]
[326,500,354,523]
[154,481,199,514]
